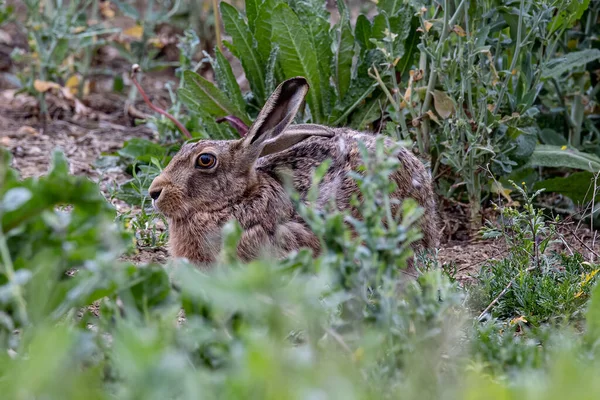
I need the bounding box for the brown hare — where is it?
[148,77,438,268]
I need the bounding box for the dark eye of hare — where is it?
[196,153,217,169]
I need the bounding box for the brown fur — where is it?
[148,77,438,268]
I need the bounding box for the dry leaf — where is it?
[412,69,424,82]
[452,25,466,37]
[510,316,528,325]
[148,37,165,49]
[400,87,411,109]
[0,136,10,146]
[65,75,80,94]
[423,20,433,32]
[17,125,39,136]
[99,1,115,19]
[33,80,60,93]
[0,29,12,45]
[425,110,440,125]
[490,181,513,203]
[123,25,144,40]
[482,50,500,85]
[432,90,454,119]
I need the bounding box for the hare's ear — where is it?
[243,77,321,160]
[259,124,333,157]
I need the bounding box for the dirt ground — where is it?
[1,19,598,281]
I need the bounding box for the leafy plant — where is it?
[178,0,419,136]
[11,0,119,123]
[170,0,600,230]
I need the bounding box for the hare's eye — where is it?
[196,153,217,169]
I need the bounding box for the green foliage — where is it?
[475,182,598,325]
[181,0,417,130]
[4,144,600,399]
[528,144,600,172]
[11,0,119,116]
[174,0,600,222]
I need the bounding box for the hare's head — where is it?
[148,77,332,219]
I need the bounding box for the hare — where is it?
[148,77,438,270]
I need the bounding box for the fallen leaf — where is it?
[99,1,115,19]
[16,126,39,136]
[33,80,60,93]
[432,90,454,119]
[123,25,144,40]
[510,316,528,325]
[452,25,466,37]
[65,75,80,95]
[0,29,12,45]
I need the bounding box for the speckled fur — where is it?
[149,77,438,269]
[259,126,439,252]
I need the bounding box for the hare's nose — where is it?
[149,188,162,200]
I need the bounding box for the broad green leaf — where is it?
[179,71,247,122]
[271,3,324,122]
[378,0,403,15]
[527,144,600,172]
[212,47,250,125]
[288,0,333,115]
[533,171,595,204]
[538,129,568,146]
[330,76,378,126]
[388,5,414,57]
[245,0,261,33]
[507,127,537,162]
[265,44,280,96]
[550,0,590,33]
[220,2,266,103]
[542,49,600,79]
[371,14,388,40]
[117,138,168,163]
[333,8,354,100]
[396,16,421,78]
[355,14,374,52]
[349,96,383,130]
[255,0,280,63]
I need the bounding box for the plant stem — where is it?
[212,0,222,52]
[419,0,466,153]
[0,229,28,326]
[492,0,525,114]
[130,65,192,139]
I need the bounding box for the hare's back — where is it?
[257,126,428,203]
